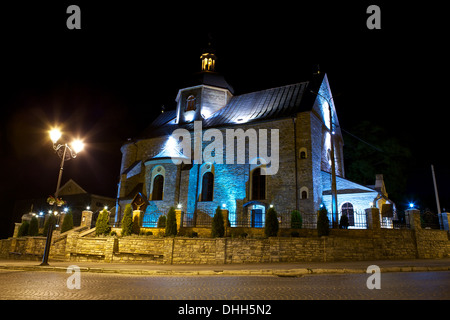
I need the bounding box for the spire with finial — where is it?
[200,33,217,72]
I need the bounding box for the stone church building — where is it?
[115,49,393,229]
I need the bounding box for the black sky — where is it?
[0,2,447,238]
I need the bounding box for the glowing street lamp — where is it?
[40,127,84,266]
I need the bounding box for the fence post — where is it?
[175,209,183,233]
[81,210,93,228]
[221,209,229,237]
[365,207,381,230]
[406,209,421,230]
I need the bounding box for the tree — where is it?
[265,207,279,237]
[28,216,39,236]
[95,208,110,236]
[291,210,302,229]
[157,215,166,228]
[165,207,177,237]
[339,214,349,229]
[121,204,133,236]
[211,206,225,238]
[343,121,412,204]
[61,210,74,233]
[317,206,330,237]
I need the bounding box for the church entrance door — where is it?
[251,209,263,228]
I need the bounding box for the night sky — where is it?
[0,2,447,238]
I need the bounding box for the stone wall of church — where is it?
[118,110,340,224]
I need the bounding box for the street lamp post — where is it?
[310,90,339,228]
[40,129,83,266]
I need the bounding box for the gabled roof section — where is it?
[139,73,330,139]
[204,81,307,127]
[321,171,378,195]
[58,179,88,196]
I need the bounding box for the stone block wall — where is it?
[1,210,449,264]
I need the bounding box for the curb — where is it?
[1,265,449,276]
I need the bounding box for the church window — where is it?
[151,175,164,201]
[299,147,307,159]
[185,95,196,112]
[251,167,266,200]
[300,186,308,199]
[341,202,355,226]
[200,172,214,201]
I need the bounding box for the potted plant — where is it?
[56,198,66,207]
[47,195,56,205]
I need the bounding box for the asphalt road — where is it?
[0,269,449,300]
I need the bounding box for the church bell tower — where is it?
[175,45,233,125]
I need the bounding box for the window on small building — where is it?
[251,167,266,200]
[341,202,355,226]
[151,175,164,201]
[200,172,214,201]
[185,95,196,112]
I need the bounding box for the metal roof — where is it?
[139,79,317,140]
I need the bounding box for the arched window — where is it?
[200,172,214,201]
[185,95,196,112]
[341,202,354,226]
[299,147,307,159]
[151,175,164,201]
[251,167,266,200]
[300,186,308,200]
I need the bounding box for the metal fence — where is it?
[130,209,444,231]
[142,214,159,228]
[183,214,212,227]
[381,211,410,229]
[420,210,441,229]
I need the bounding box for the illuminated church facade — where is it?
[115,50,393,229]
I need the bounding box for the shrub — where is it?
[157,215,167,228]
[211,206,225,238]
[291,210,302,229]
[165,207,177,237]
[121,204,133,236]
[110,230,117,237]
[317,206,330,237]
[265,207,279,237]
[339,214,349,229]
[17,221,30,237]
[61,210,74,233]
[28,216,39,236]
[95,208,110,236]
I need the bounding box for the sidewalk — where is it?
[1,258,449,276]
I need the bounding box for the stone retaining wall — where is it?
[1,210,449,264]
